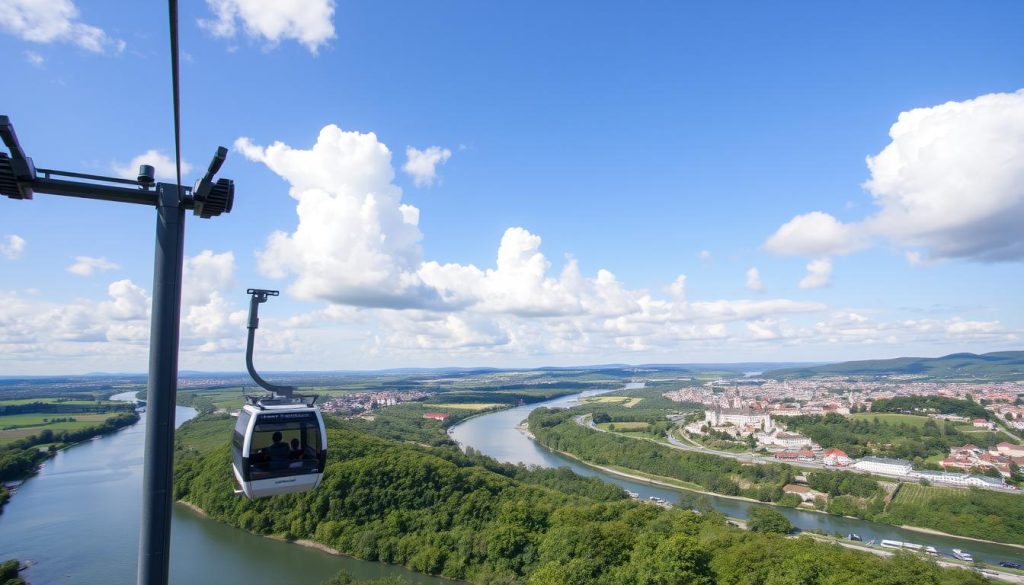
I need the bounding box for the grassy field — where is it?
[428,403,503,411]
[175,414,235,456]
[954,424,991,433]
[891,483,963,508]
[0,413,112,428]
[0,398,121,406]
[617,431,671,444]
[584,396,630,404]
[850,413,932,427]
[0,413,119,446]
[623,398,643,408]
[598,421,650,431]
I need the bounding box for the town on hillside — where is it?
[666,377,1024,490]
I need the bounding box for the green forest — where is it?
[870,397,991,419]
[0,560,25,585]
[174,414,987,585]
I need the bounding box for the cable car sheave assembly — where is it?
[233,289,328,499]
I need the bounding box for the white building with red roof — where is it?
[823,448,852,467]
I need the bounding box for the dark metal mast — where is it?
[0,115,235,585]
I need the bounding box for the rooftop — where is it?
[857,456,913,467]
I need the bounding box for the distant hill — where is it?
[766,351,1024,380]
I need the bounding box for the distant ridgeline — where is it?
[766,351,1024,380]
[175,414,988,584]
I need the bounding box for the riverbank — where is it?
[176,499,207,517]
[523,417,1024,559]
[570,410,1024,549]
[516,426,1024,580]
[0,410,141,512]
[520,424,787,506]
[178,499,468,583]
[897,524,1024,551]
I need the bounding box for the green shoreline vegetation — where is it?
[527,406,1024,546]
[174,413,987,584]
[0,400,139,513]
[1,559,26,585]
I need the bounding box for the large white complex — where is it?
[910,470,1006,488]
[762,431,812,449]
[704,406,772,430]
[852,456,913,476]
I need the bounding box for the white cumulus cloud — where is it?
[764,211,867,257]
[67,256,119,276]
[402,146,452,187]
[101,280,149,321]
[766,90,1024,263]
[113,150,192,181]
[745,267,763,292]
[1,235,26,259]
[232,124,847,362]
[182,250,242,340]
[237,126,437,309]
[200,0,335,54]
[863,90,1024,261]
[799,258,833,289]
[0,0,124,53]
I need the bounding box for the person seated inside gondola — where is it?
[266,431,291,470]
[289,438,304,460]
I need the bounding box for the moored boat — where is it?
[952,549,974,562]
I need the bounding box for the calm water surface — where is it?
[450,385,1024,566]
[0,392,450,585]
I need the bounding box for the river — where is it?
[0,392,449,585]
[5,387,1022,583]
[449,386,1024,566]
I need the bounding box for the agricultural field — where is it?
[584,396,631,404]
[622,398,643,408]
[0,398,119,406]
[0,413,119,446]
[428,403,503,411]
[891,483,962,507]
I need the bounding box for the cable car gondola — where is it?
[232,289,327,499]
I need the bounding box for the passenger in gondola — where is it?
[289,438,303,460]
[267,431,291,469]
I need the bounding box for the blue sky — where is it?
[1,0,1023,374]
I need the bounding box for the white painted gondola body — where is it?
[232,403,327,499]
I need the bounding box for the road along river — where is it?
[449,388,1024,567]
[0,392,449,585]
